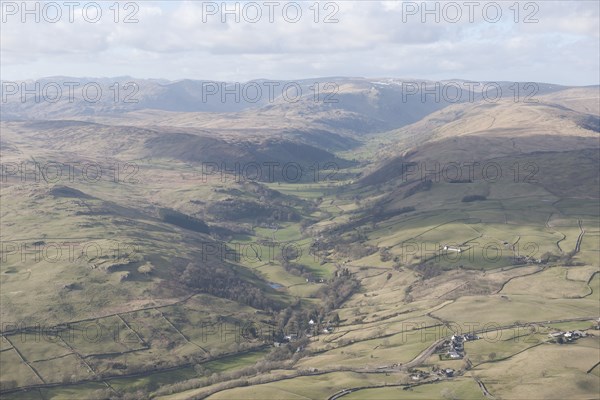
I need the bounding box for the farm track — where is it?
[2,207,596,397]
[389,218,481,248]
[545,212,553,228]
[231,317,597,400]
[575,219,585,253]
[474,377,495,399]
[325,315,597,400]
[545,212,568,253]
[310,323,444,353]
[327,378,442,400]
[556,233,566,253]
[587,361,600,374]
[3,301,596,399]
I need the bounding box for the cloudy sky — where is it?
[1,1,599,85]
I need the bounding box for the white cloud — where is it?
[0,1,598,85]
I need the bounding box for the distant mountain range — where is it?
[3,77,590,131]
[2,77,597,176]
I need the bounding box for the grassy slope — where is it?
[2,87,599,399]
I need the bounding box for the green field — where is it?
[1,103,599,399]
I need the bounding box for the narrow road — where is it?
[323,316,597,400]
[3,315,596,396]
[402,338,445,369]
[474,377,495,399]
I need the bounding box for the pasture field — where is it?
[2,129,598,400]
[565,265,599,281]
[296,329,438,370]
[0,349,43,389]
[205,371,404,400]
[108,367,198,394]
[343,378,485,400]
[500,266,593,298]
[464,328,548,364]
[471,337,600,400]
[201,349,271,373]
[431,295,598,326]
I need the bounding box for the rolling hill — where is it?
[1,77,598,400]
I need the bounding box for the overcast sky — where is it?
[1,1,599,85]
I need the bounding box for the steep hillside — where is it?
[360,87,600,186]
[1,80,598,400]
